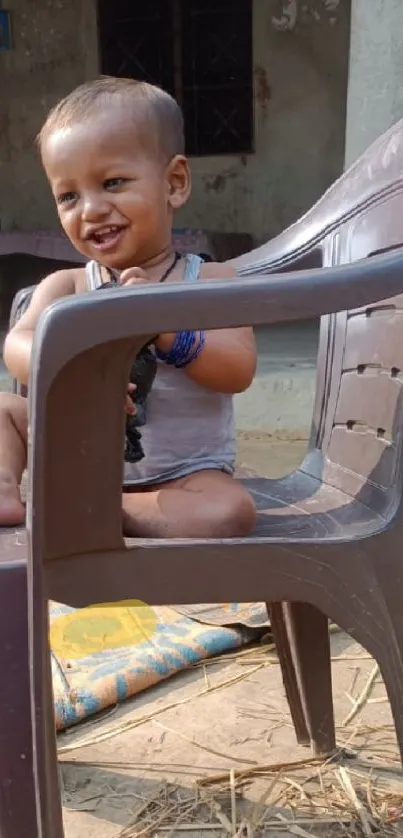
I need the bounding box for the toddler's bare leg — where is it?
[0,393,27,525]
[122,469,256,538]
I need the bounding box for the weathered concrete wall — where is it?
[0,0,98,231]
[178,0,351,242]
[345,0,403,167]
[0,0,350,242]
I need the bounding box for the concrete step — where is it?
[235,322,318,435]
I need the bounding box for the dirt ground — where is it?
[57,438,402,837]
[59,631,402,838]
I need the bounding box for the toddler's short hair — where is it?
[38,76,185,161]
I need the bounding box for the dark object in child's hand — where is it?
[98,280,157,463]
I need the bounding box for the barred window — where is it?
[98,0,254,156]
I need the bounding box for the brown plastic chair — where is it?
[3,119,403,836]
[26,246,403,836]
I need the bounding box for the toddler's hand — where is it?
[119,267,164,348]
[119,267,149,287]
[125,383,136,416]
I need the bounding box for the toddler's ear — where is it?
[167,155,191,209]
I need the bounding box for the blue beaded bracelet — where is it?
[175,331,205,368]
[155,330,194,365]
[156,329,205,368]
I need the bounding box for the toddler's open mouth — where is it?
[86,224,127,251]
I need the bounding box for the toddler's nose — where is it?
[82,192,110,221]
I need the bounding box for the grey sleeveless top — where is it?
[85,256,236,486]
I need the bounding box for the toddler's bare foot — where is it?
[0,469,25,525]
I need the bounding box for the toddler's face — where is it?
[41,111,181,270]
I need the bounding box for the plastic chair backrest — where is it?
[232,117,403,518]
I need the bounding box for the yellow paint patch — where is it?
[50,600,157,660]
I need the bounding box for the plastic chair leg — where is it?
[269,601,336,756]
[0,565,38,837]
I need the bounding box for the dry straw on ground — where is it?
[59,633,403,836]
[63,747,403,837]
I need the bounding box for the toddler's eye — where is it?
[104,178,127,190]
[57,191,77,206]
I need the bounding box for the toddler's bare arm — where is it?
[155,263,257,394]
[4,269,79,386]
